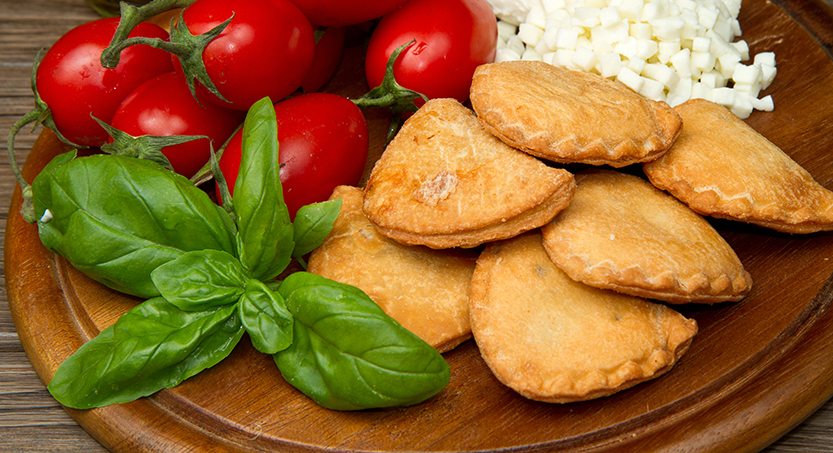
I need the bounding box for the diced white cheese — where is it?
[712,86,736,106]
[752,94,774,112]
[522,46,544,60]
[599,52,624,78]
[518,23,545,45]
[640,77,666,100]
[616,66,645,92]
[497,20,519,41]
[572,46,600,71]
[495,46,522,62]
[492,0,777,118]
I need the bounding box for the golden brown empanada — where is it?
[470,60,682,167]
[542,169,752,304]
[643,99,833,233]
[308,185,477,353]
[469,231,698,403]
[363,98,575,249]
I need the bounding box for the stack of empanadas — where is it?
[307,59,832,405]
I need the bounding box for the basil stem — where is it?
[274,272,450,410]
[48,297,244,409]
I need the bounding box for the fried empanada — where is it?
[643,99,833,233]
[469,231,698,403]
[470,60,682,167]
[363,98,575,249]
[308,185,477,353]
[542,169,752,304]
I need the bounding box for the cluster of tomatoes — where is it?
[18,0,498,218]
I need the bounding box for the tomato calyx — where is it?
[102,10,234,107]
[352,40,428,142]
[94,116,209,175]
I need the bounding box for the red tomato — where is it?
[364,0,497,104]
[35,18,174,147]
[175,0,316,110]
[301,27,346,94]
[286,0,409,27]
[218,93,369,219]
[110,72,246,177]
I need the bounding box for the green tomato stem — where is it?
[100,0,197,68]
[351,40,428,142]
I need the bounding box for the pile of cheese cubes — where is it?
[494,0,777,118]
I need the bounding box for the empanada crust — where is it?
[309,186,477,353]
[643,99,833,233]
[470,60,682,167]
[542,169,752,303]
[469,231,698,403]
[363,98,575,249]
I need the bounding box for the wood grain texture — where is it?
[3,0,833,452]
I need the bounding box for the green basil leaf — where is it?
[151,249,249,311]
[233,97,294,281]
[239,280,293,355]
[274,272,450,410]
[292,198,342,259]
[48,297,244,409]
[32,154,237,297]
[47,210,188,297]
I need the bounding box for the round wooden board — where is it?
[6,0,833,451]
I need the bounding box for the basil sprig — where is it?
[40,97,449,410]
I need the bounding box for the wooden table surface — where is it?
[3,0,833,452]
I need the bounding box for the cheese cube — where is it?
[670,48,692,78]
[497,21,518,41]
[698,7,719,29]
[691,50,716,72]
[658,41,682,63]
[599,6,622,27]
[552,48,577,68]
[614,0,644,21]
[640,77,666,100]
[712,86,736,106]
[692,36,711,52]
[495,47,522,63]
[506,35,526,56]
[691,82,713,100]
[752,94,774,112]
[518,23,545,46]
[631,23,653,40]
[542,0,568,14]
[731,92,754,118]
[637,38,659,60]
[732,64,762,85]
[616,66,645,92]
[754,52,776,67]
[522,47,544,61]
[526,6,548,29]
[556,27,581,49]
[599,52,624,78]
[760,64,777,89]
[717,51,741,78]
[699,70,725,88]
[572,46,600,71]
[574,7,602,27]
[732,40,750,60]
[667,78,693,106]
